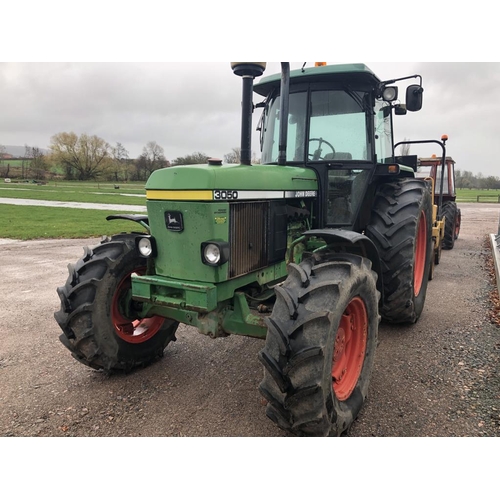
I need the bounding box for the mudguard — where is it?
[106,214,150,231]
[302,228,383,302]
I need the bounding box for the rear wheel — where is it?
[55,234,179,372]
[442,201,458,249]
[366,179,433,324]
[259,253,379,437]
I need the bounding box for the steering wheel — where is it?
[308,138,335,161]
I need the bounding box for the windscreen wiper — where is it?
[343,86,371,114]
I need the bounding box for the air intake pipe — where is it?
[231,62,266,166]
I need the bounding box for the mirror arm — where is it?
[380,74,422,87]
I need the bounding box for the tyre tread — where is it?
[54,234,178,372]
[259,253,379,436]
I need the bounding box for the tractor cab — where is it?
[253,63,424,229]
[417,154,457,202]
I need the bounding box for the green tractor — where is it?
[55,62,433,437]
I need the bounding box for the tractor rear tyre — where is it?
[366,178,433,324]
[55,233,179,372]
[442,201,458,249]
[259,253,379,437]
[455,208,461,240]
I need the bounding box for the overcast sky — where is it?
[1,61,499,176]
[2,1,499,177]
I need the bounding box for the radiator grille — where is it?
[230,202,268,278]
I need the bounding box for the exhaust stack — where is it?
[231,62,266,166]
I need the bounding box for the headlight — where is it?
[136,236,157,258]
[382,86,398,102]
[201,241,229,267]
[204,243,220,264]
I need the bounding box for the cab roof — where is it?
[253,63,381,96]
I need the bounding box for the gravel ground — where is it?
[1,202,499,438]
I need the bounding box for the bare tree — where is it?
[223,147,259,164]
[23,144,31,179]
[484,176,500,190]
[111,142,130,182]
[224,147,241,164]
[133,141,169,181]
[50,132,113,180]
[171,152,209,166]
[0,144,8,177]
[30,147,49,180]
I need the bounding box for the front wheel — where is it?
[259,253,380,437]
[54,234,179,372]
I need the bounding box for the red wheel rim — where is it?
[332,297,368,401]
[111,267,165,344]
[414,211,427,296]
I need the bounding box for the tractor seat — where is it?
[324,152,352,161]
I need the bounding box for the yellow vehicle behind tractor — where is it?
[417,143,461,250]
[423,171,446,280]
[395,135,457,279]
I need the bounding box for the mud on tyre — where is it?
[366,178,433,324]
[54,233,179,372]
[259,253,380,437]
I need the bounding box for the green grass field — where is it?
[1,205,144,239]
[1,181,147,239]
[1,181,499,240]
[1,159,25,167]
[456,188,500,203]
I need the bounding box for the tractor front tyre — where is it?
[259,253,379,437]
[442,201,458,250]
[366,178,433,324]
[54,234,179,372]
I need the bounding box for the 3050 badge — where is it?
[214,190,239,200]
[213,190,317,200]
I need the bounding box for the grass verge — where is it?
[1,205,145,239]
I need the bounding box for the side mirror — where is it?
[382,105,392,118]
[406,84,423,112]
[394,104,407,115]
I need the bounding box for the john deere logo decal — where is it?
[165,211,184,232]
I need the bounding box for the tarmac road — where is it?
[1,202,499,437]
[0,196,147,212]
